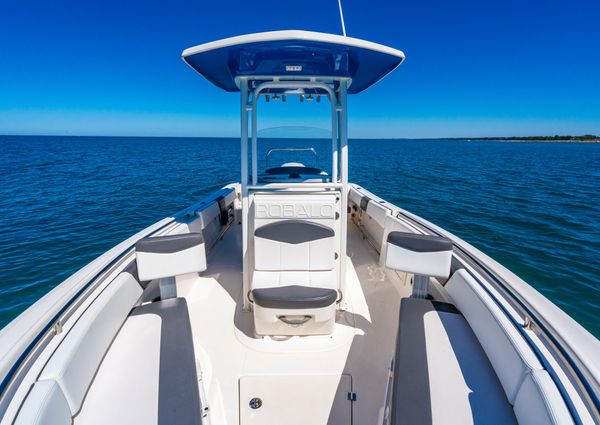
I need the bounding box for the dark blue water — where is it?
[1,136,599,337]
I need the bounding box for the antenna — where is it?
[337,0,347,36]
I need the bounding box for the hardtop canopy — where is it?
[182,30,405,94]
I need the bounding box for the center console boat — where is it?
[1,30,599,425]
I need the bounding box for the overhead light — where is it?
[265,95,270,103]
[282,94,287,102]
[300,94,305,102]
[316,95,321,103]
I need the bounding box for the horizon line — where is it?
[1,133,598,141]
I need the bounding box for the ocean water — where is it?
[0,136,599,337]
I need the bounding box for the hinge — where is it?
[53,320,63,335]
[347,392,357,402]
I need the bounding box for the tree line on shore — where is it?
[461,134,599,141]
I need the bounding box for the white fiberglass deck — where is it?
[77,220,410,425]
[4,187,587,425]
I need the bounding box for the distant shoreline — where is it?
[1,134,599,143]
[447,135,600,143]
[461,138,600,143]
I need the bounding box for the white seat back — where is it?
[254,220,335,271]
[385,232,453,279]
[252,192,340,284]
[252,270,337,290]
[14,380,71,425]
[135,233,206,281]
[514,370,574,425]
[446,269,574,425]
[446,269,543,402]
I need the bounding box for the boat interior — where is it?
[0,30,598,425]
[3,183,586,425]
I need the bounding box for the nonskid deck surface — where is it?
[184,220,410,424]
[71,205,574,425]
[76,220,410,425]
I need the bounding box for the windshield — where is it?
[255,94,332,175]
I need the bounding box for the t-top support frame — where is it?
[239,76,350,311]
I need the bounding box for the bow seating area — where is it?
[14,232,208,425]
[385,231,574,425]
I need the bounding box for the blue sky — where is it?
[0,0,598,138]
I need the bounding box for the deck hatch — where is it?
[239,374,352,424]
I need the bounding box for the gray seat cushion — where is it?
[387,232,453,253]
[131,298,203,425]
[135,233,205,253]
[252,285,337,309]
[391,297,517,425]
[255,220,334,244]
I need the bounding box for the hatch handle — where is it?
[278,315,312,326]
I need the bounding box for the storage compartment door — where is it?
[239,374,352,425]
